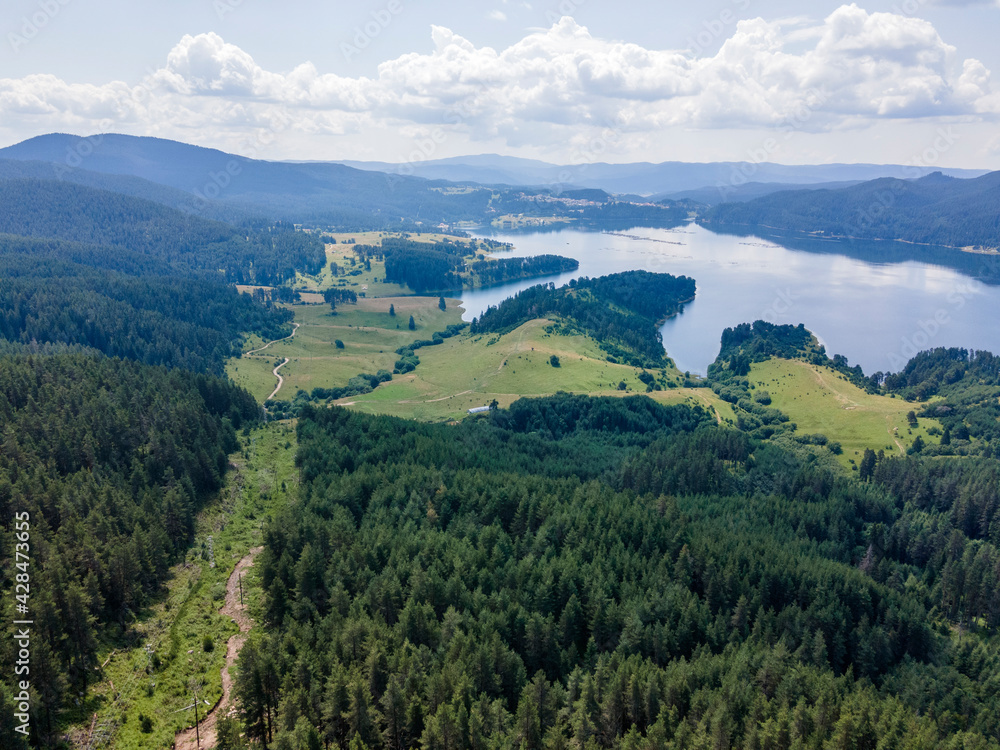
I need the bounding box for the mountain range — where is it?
[4,134,999,249]
[334,153,987,196]
[0,133,490,227]
[703,170,1000,249]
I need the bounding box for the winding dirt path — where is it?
[802,361,857,407]
[173,547,262,750]
[246,323,299,403]
[245,322,300,356]
[886,417,907,455]
[266,359,290,401]
[690,391,724,424]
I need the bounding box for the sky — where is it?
[3,0,1000,168]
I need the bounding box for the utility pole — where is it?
[189,677,204,749]
[193,694,200,749]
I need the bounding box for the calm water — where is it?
[459,224,1000,377]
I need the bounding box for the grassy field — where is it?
[338,317,732,422]
[226,295,732,423]
[228,296,465,402]
[75,424,298,750]
[295,232,493,298]
[296,242,412,298]
[748,358,943,467]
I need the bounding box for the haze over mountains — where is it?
[1,133,989,221]
[335,153,987,197]
[704,171,1000,249]
[0,133,490,227]
[4,132,1000,250]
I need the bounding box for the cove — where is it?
[459,224,1000,377]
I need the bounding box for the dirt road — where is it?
[245,322,299,356]
[173,547,262,750]
[266,359,290,401]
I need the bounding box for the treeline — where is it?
[265,371,395,421]
[702,171,1000,248]
[0,354,261,747]
[356,237,477,292]
[488,192,692,229]
[0,179,326,285]
[880,348,1000,451]
[394,323,468,374]
[468,254,579,287]
[471,271,696,366]
[0,235,292,375]
[225,395,1000,749]
[323,288,359,311]
[354,237,578,292]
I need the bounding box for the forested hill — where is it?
[230,397,1000,749]
[702,171,1000,248]
[0,234,292,374]
[0,177,328,373]
[707,321,1000,460]
[0,354,261,746]
[471,271,696,366]
[0,134,493,227]
[353,236,579,292]
[0,178,325,285]
[0,158,247,223]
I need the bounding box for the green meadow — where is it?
[747,357,943,467]
[228,296,463,402]
[340,318,726,422]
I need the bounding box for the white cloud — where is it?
[0,5,996,162]
[488,10,507,21]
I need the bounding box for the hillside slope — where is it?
[0,133,491,225]
[703,171,1000,248]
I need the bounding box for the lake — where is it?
[459,224,1000,377]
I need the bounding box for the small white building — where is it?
[467,406,490,414]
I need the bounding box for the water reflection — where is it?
[458,224,1000,376]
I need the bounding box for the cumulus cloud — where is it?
[0,5,995,159]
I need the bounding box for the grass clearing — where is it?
[227,297,465,402]
[77,424,298,750]
[296,232,477,298]
[227,293,730,423]
[748,358,943,467]
[339,318,726,422]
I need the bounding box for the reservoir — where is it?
[460,224,1000,377]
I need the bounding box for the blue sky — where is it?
[3,0,1000,167]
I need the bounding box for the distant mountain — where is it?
[335,154,565,188]
[0,133,491,226]
[335,153,987,196]
[0,177,240,256]
[0,157,250,222]
[660,180,865,206]
[0,177,325,285]
[702,171,1000,248]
